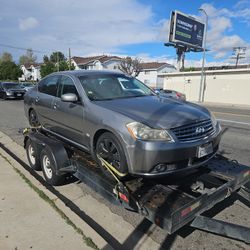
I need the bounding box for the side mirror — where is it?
[61,93,78,102]
[154,90,160,95]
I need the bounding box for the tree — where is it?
[118,57,142,77]
[40,61,56,78]
[40,52,74,77]
[0,61,22,80]
[0,52,13,63]
[50,51,66,63]
[43,55,50,63]
[19,49,37,65]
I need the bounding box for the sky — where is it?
[0,0,250,67]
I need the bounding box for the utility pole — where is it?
[231,47,246,68]
[198,8,208,103]
[68,48,71,70]
[57,51,59,72]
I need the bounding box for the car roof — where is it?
[51,70,127,78]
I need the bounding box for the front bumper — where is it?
[5,91,25,98]
[127,127,222,177]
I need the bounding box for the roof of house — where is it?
[140,62,173,70]
[72,55,122,65]
[23,63,42,69]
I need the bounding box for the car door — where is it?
[35,75,60,128]
[51,75,87,148]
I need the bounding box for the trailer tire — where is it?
[26,138,41,170]
[95,132,128,179]
[40,147,65,186]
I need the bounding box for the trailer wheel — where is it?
[40,148,65,186]
[26,138,41,170]
[95,132,128,178]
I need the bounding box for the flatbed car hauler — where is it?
[23,128,250,244]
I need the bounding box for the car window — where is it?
[78,74,154,101]
[58,76,78,98]
[38,75,60,96]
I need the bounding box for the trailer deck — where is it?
[24,128,250,243]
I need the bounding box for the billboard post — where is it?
[199,8,208,102]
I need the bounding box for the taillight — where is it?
[176,92,182,98]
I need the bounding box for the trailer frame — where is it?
[23,128,250,244]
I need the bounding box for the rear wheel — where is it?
[29,109,40,127]
[95,132,128,178]
[40,148,65,186]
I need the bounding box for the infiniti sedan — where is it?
[24,71,222,177]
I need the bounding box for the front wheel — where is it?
[40,148,65,186]
[95,132,128,179]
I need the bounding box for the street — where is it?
[0,99,250,249]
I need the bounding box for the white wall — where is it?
[159,68,250,105]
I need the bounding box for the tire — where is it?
[95,132,128,179]
[40,147,65,186]
[26,138,41,171]
[2,93,7,100]
[29,109,40,127]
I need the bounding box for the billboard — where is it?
[169,11,205,49]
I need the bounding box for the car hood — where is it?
[94,96,211,129]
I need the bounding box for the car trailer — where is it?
[23,128,250,244]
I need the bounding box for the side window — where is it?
[38,75,60,96]
[58,76,78,98]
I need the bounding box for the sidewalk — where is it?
[0,153,94,250]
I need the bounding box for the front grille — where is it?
[171,119,215,142]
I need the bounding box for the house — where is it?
[19,63,41,82]
[137,62,176,88]
[71,55,122,71]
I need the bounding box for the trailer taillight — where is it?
[244,170,250,178]
[119,192,129,203]
[181,201,200,217]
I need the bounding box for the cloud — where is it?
[19,17,39,31]
[199,3,250,61]
[5,0,158,56]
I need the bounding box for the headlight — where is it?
[6,91,13,96]
[211,113,217,127]
[126,122,173,141]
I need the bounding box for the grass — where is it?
[0,152,99,250]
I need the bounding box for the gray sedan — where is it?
[24,70,222,177]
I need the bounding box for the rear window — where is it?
[2,83,22,89]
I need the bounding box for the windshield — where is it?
[78,74,154,101]
[22,83,33,87]
[2,83,23,89]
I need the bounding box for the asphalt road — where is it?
[0,99,250,249]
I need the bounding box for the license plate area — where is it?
[197,142,213,158]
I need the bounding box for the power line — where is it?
[0,43,49,54]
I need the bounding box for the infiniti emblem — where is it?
[195,127,205,134]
